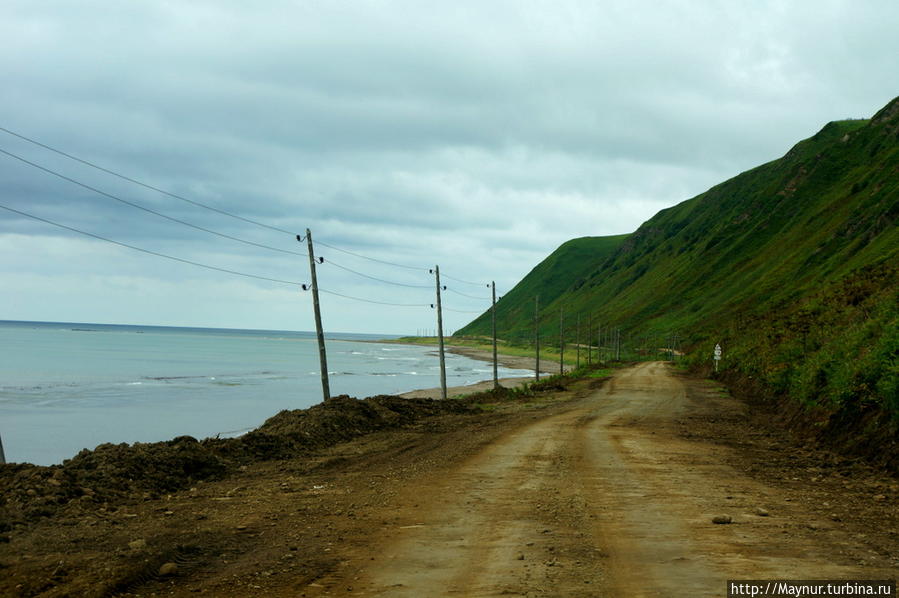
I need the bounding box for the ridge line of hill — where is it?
[457,96,898,470]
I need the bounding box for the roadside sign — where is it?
[713,343,722,372]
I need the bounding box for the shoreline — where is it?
[398,343,571,400]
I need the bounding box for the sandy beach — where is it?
[399,343,572,399]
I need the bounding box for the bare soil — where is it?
[1,363,896,597]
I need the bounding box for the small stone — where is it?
[128,539,147,551]
[753,507,769,517]
[517,553,525,560]
[874,495,887,502]
[712,515,733,524]
[158,562,178,576]
[163,511,175,517]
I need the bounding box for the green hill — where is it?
[462,234,629,343]
[457,97,898,466]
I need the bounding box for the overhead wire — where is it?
[321,257,432,289]
[0,203,304,286]
[315,239,426,272]
[441,272,485,286]
[0,126,499,312]
[446,287,490,301]
[318,288,431,307]
[0,147,308,258]
[0,202,449,310]
[0,126,498,292]
[0,125,297,236]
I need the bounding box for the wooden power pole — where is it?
[491,281,498,389]
[535,295,540,381]
[586,314,592,366]
[300,229,330,402]
[431,265,447,400]
[576,313,581,370]
[559,307,564,375]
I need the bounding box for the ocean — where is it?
[0,320,533,466]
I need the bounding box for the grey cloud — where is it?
[1,0,897,331]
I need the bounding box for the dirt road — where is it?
[309,362,896,596]
[3,362,895,597]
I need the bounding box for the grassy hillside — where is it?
[457,97,898,465]
[460,234,628,343]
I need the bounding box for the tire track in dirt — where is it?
[312,361,894,597]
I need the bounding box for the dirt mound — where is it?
[0,394,478,531]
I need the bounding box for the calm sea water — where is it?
[0,320,532,466]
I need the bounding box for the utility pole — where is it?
[559,307,564,375]
[0,432,6,465]
[491,281,498,390]
[535,295,540,381]
[616,327,621,361]
[586,314,592,366]
[300,229,330,402]
[431,266,447,400]
[597,323,602,363]
[576,314,581,370]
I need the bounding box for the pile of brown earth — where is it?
[0,394,478,534]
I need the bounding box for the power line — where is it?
[315,239,426,272]
[0,125,297,236]
[318,288,430,307]
[0,203,304,287]
[322,257,432,289]
[0,127,495,287]
[441,272,485,286]
[446,287,490,301]
[0,126,501,301]
[0,147,308,258]
[443,306,486,314]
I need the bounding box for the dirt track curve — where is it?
[309,361,895,597]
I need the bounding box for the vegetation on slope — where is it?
[457,96,899,466]
[460,234,628,343]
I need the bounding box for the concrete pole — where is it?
[0,432,6,465]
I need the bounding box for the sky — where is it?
[1,1,897,335]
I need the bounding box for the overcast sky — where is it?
[1,1,896,334]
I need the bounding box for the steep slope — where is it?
[457,97,898,465]
[462,234,628,342]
